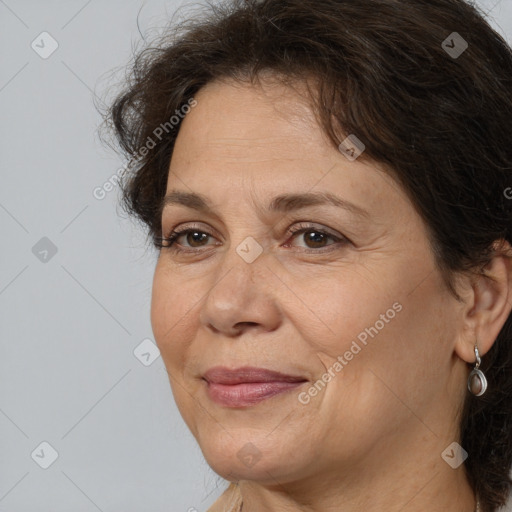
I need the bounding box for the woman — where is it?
[103,0,512,510]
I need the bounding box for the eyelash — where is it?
[154,222,348,254]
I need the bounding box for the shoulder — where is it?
[207,482,242,512]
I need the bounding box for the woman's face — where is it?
[151,78,467,485]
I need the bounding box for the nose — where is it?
[199,248,282,337]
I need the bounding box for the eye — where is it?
[155,222,349,253]
[155,226,217,251]
[283,223,348,252]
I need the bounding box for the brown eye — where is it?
[285,225,346,252]
[156,227,217,251]
[302,230,331,248]
[184,231,210,247]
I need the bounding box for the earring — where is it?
[467,343,488,397]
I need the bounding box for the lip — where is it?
[202,366,308,407]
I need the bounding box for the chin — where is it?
[198,428,306,483]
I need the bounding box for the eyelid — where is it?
[283,223,348,252]
[157,220,349,252]
[155,222,221,250]
[162,220,344,240]
[286,221,346,240]
[166,221,223,240]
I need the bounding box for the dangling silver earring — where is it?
[467,343,488,397]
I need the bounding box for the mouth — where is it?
[202,366,308,408]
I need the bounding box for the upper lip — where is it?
[203,366,308,385]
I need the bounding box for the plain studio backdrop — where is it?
[0,1,511,511]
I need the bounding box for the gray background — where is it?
[1,1,511,511]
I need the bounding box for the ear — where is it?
[454,239,512,363]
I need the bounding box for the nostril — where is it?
[234,322,259,329]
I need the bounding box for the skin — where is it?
[150,76,512,512]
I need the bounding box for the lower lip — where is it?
[205,381,306,407]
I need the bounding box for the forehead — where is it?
[173,78,326,159]
[165,78,406,223]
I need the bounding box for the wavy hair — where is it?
[102,1,512,509]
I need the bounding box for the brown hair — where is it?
[101,0,512,509]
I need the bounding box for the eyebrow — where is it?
[160,190,370,219]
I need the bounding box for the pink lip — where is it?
[203,366,307,407]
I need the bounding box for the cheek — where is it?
[150,264,196,368]
[321,277,456,424]
[293,263,453,410]
[282,268,401,358]
[150,266,203,430]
